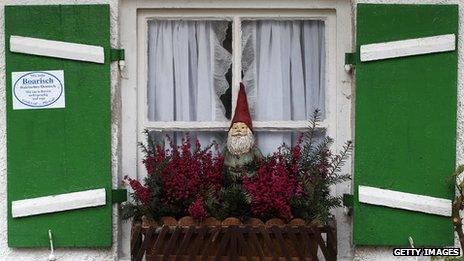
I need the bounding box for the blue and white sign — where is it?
[12,70,65,110]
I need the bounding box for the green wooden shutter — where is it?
[5,5,112,247]
[354,4,458,246]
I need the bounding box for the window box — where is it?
[130,217,337,261]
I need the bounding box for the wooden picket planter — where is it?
[130,218,337,261]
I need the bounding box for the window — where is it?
[137,10,333,155]
[121,3,352,259]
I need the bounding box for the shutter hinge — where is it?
[343,193,353,207]
[343,193,353,216]
[110,48,125,61]
[112,189,127,203]
[344,52,357,72]
[110,48,127,78]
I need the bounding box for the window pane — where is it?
[256,129,326,156]
[148,130,227,151]
[147,20,232,122]
[147,130,324,157]
[241,20,326,121]
[241,20,326,152]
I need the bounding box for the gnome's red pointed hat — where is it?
[230,82,253,131]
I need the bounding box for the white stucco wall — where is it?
[0,0,462,260]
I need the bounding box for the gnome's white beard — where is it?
[227,130,255,156]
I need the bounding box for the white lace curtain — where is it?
[242,20,325,154]
[147,20,231,147]
[147,20,231,122]
[146,19,325,154]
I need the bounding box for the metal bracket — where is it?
[112,189,127,203]
[343,193,353,216]
[344,52,357,72]
[110,48,127,78]
[110,49,125,62]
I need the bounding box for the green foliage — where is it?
[205,184,252,221]
[292,110,352,224]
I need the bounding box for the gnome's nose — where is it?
[232,129,244,136]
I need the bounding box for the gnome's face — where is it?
[227,122,255,156]
[230,122,249,136]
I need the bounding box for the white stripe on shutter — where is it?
[12,188,106,218]
[360,34,455,62]
[358,185,451,217]
[10,35,105,64]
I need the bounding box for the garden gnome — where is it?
[224,83,263,180]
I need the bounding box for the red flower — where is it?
[291,163,298,174]
[292,146,301,160]
[141,144,166,175]
[243,155,297,221]
[188,196,207,220]
[124,176,151,204]
[143,157,155,174]
[160,134,223,206]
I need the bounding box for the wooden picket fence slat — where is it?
[131,221,337,261]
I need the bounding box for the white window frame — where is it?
[119,1,353,260]
[138,10,332,132]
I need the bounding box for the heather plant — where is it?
[242,151,298,221]
[121,132,224,221]
[241,110,352,223]
[122,110,352,225]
